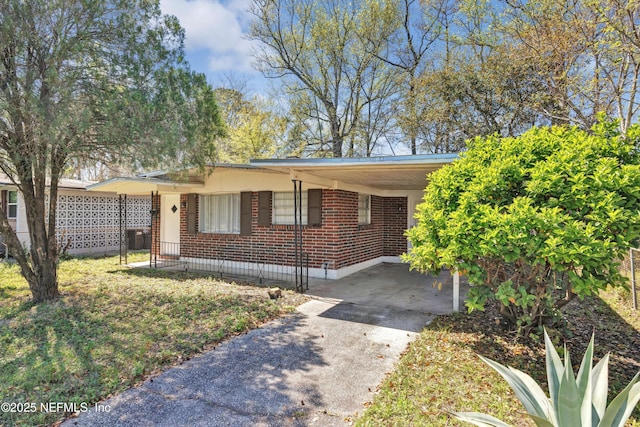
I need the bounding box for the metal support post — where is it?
[631,248,637,311]
[292,179,304,293]
[453,268,460,313]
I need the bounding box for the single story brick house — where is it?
[88,154,456,280]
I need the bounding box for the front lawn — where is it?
[0,254,306,426]
[357,287,640,426]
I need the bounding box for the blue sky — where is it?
[160,0,268,92]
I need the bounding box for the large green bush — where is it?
[405,119,640,335]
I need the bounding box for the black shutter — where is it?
[186,194,197,234]
[258,191,272,226]
[308,189,322,226]
[240,192,252,236]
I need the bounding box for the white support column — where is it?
[452,268,460,313]
[631,248,637,311]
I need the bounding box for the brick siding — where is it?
[165,189,407,270]
[383,197,409,257]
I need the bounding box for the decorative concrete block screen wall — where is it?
[174,189,407,272]
[55,193,151,255]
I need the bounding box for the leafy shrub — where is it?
[405,118,640,335]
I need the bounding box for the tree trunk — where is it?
[408,80,417,155]
[9,154,63,303]
[15,213,62,303]
[2,211,61,303]
[332,136,343,157]
[328,107,343,157]
[27,257,60,303]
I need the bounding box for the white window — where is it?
[273,192,308,225]
[7,191,17,219]
[358,194,371,225]
[199,194,240,234]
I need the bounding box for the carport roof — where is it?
[86,154,457,195]
[86,176,204,195]
[250,153,457,191]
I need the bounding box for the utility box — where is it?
[127,229,144,250]
[143,231,151,250]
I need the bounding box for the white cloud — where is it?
[160,0,255,73]
[208,53,250,72]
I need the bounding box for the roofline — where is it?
[137,169,169,178]
[0,180,93,190]
[88,157,453,185]
[137,163,260,178]
[86,176,201,192]
[250,153,458,168]
[212,163,260,170]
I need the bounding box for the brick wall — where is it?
[383,197,408,257]
[177,189,407,270]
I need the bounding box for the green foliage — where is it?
[250,0,640,156]
[0,0,223,174]
[405,119,640,334]
[452,330,640,427]
[214,88,286,163]
[0,0,224,301]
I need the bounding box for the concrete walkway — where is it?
[63,264,465,427]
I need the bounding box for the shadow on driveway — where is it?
[317,302,432,333]
[65,311,327,427]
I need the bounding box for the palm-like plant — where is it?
[452,330,640,427]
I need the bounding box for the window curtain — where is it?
[200,194,240,233]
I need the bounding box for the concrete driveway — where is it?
[307,263,466,321]
[63,264,465,427]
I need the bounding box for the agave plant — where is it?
[452,330,640,427]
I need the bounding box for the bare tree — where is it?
[587,0,640,133]
[376,0,454,154]
[249,0,397,157]
[498,0,638,130]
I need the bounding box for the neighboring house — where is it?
[0,177,151,256]
[88,154,456,281]
[0,187,18,228]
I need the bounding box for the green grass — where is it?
[0,254,305,426]
[356,322,535,426]
[357,288,640,427]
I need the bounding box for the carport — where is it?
[307,263,468,328]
